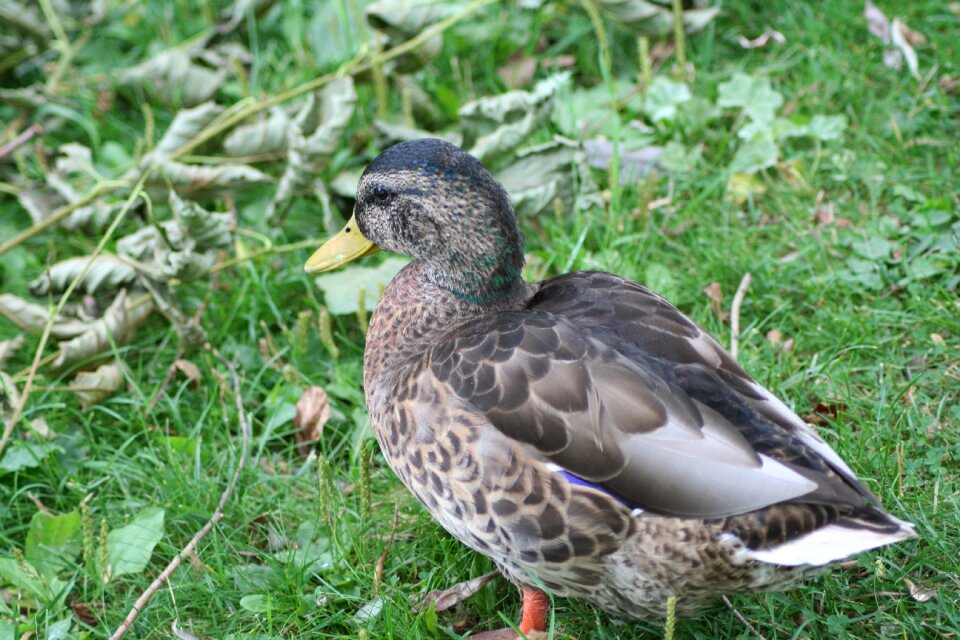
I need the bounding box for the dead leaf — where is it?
[171,619,205,640]
[904,578,937,602]
[0,334,25,371]
[802,401,848,425]
[931,333,945,346]
[53,291,155,372]
[173,359,201,388]
[71,601,102,626]
[0,293,91,339]
[29,255,138,297]
[737,30,786,49]
[497,55,537,89]
[121,49,227,107]
[293,386,331,458]
[890,18,920,79]
[413,571,499,613]
[703,282,726,320]
[864,0,890,40]
[223,107,291,157]
[69,362,123,409]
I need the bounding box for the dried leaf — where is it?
[69,362,123,409]
[293,386,332,458]
[495,138,603,219]
[0,293,92,339]
[890,18,920,79]
[223,107,291,157]
[29,256,137,297]
[366,0,463,70]
[168,191,233,251]
[173,359,201,388]
[904,578,937,602]
[149,161,272,199]
[53,291,155,372]
[1,372,21,431]
[703,282,725,320]
[802,401,848,426]
[737,29,786,49]
[864,0,889,39]
[272,77,357,209]
[414,571,499,612]
[217,0,280,35]
[584,138,663,181]
[146,102,226,166]
[497,55,537,89]
[121,50,227,107]
[0,334,24,371]
[598,0,718,35]
[459,73,569,164]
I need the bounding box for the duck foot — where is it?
[471,588,550,639]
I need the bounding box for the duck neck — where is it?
[363,260,533,387]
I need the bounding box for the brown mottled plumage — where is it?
[305,139,914,630]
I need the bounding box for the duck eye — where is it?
[372,185,391,202]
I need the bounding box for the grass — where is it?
[1,0,958,638]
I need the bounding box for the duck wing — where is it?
[427,274,878,520]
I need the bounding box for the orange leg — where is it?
[518,588,550,634]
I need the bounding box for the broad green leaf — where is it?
[106,506,165,578]
[807,114,847,141]
[0,557,68,606]
[730,137,779,174]
[239,594,273,613]
[313,257,410,315]
[25,510,82,569]
[657,141,702,174]
[0,442,60,473]
[642,76,691,123]
[717,73,783,124]
[46,619,72,640]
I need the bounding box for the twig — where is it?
[0,124,42,159]
[729,272,752,360]
[0,174,148,458]
[108,346,250,640]
[722,595,767,640]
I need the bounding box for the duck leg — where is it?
[472,588,550,639]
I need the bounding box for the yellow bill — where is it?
[304,214,380,274]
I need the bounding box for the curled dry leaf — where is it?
[29,255,138,297]
[293,386,332,458]
[148,161,273,200]
[413,570,499,613]
[146,102,225,166]
[223,107,291,157]
[801,401,849,426]
[272,77,358,211]
[69,362,124,410]
[737,29,786,49]
[121,49,227,107]
[1,372,21,429]
[0,334,25,371]
[173,359,202,388]
[904,578,937,602]
[0,293,91,339]
[53,291,155,372]
[459,73,569,164]
[703,282,725,320]
[366,0,463,71]
[597,0,719,36]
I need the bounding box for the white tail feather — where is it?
[746,517,916,567]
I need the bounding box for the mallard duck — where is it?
[305,139,914,637]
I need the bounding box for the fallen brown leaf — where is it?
[413,570,500,613]
[497,55,537,89]
[802,401,848,425]
[703,282,728,321]
[737,29,785,49]
[69,362,124,410]
[0,334,24,371]
[905,578,937,602]
[173,358,202,388]
[293,386,331,458]
[71,601,102,626]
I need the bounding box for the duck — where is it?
[304,138,915,637]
